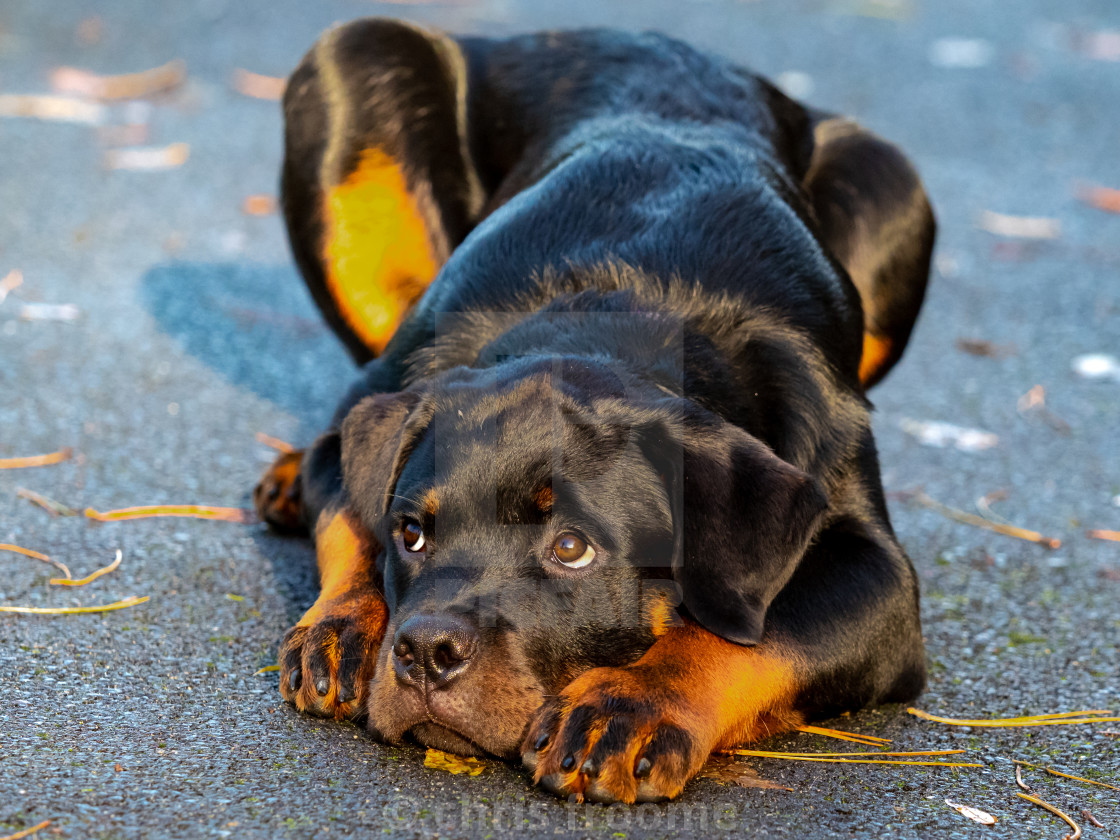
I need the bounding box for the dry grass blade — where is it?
[0,820,52,840]
[795,724,891,745]
[1013,760,1120,792]
[17,487,79,517]
[908,708,1120,727]
[51,59,186,99]
[1016,793,1081,840]
[1080,810,1105,829]
[1087,529,1120,542]
[910,490,1062,549]
[0,595,149,615]
[255,432,295,453]
[0,448,73,469]
[51,550,122,587]
[1015,763,1032,792]
[85,505,255,523]
[1,543,72,580]
[254,664,280,675]
[945,799,998,825]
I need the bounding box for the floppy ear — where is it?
[646,405,829,646]
[340,391,425,526]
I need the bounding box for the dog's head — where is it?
[340,355,827,757]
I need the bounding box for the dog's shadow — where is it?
[141,261,356,621]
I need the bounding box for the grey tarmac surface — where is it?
[1,1,1118,837]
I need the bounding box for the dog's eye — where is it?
[552,532,595,569]
[402,520,426,552]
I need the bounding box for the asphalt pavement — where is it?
[1,0,1118,837]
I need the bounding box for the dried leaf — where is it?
[899,418,999,452]
[424,748,486,776]
[977,210,1061,240]
[0,595,149,615]
[243,195,277,216]
[20,303,80,322]
[945,799,998,825]
[955,338,1016,358]
[231,69,285,101]
[51,59,186,100]
[0,269,23,304]
[85,504,254,523]
[1078,184,1120,214]
[0,448,73,469]
[700,755,792,790]
[0,94,107,124]
[104,142,189,171]
[254,664,280,675]
[1071,353,1120,381]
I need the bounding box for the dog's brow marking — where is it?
[321,147,438,356]
[421,489,440,517]
[533,486,553,513]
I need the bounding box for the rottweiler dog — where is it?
[254,20,935,804]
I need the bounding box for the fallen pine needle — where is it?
[1016,792,1081,840]
[85,505,255,523]
[51,549,122,587]
[0,448,73,469]
[908,708,1120,727]
[1,543,72,580]
[719,750,981,767]
[1078,184,1120,215]
[51,59,186,100]
[231,68,285,100]
[910,490,1061,549]
[255,432,295,453]
[254,664,280,675]
[104,142,189,171]
[722,749,966,758]
[945,799,998,825]
[17,487,79,517]
[1014,760,1120,792]
[0,820,52,840]
[1087,529,1120,542]
[795,724,891,745]
[1016,763,1032,792]
[0,595,149,615]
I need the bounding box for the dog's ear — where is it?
[642,403,829,646]
[340,391,426,525]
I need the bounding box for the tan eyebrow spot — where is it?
[421,489,440,517]
[533,485,553,514]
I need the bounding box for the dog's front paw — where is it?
[279,591,388,721]
[521,666,709,803]
[254,450,305,533]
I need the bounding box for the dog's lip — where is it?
[409,719,490,757]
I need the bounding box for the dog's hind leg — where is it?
[281,19,486,363]
[803,117,936,388]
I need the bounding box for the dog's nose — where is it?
[392,614,476,689]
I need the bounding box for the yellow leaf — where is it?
[424,748,485,776]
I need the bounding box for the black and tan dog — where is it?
[254,20,935,804]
